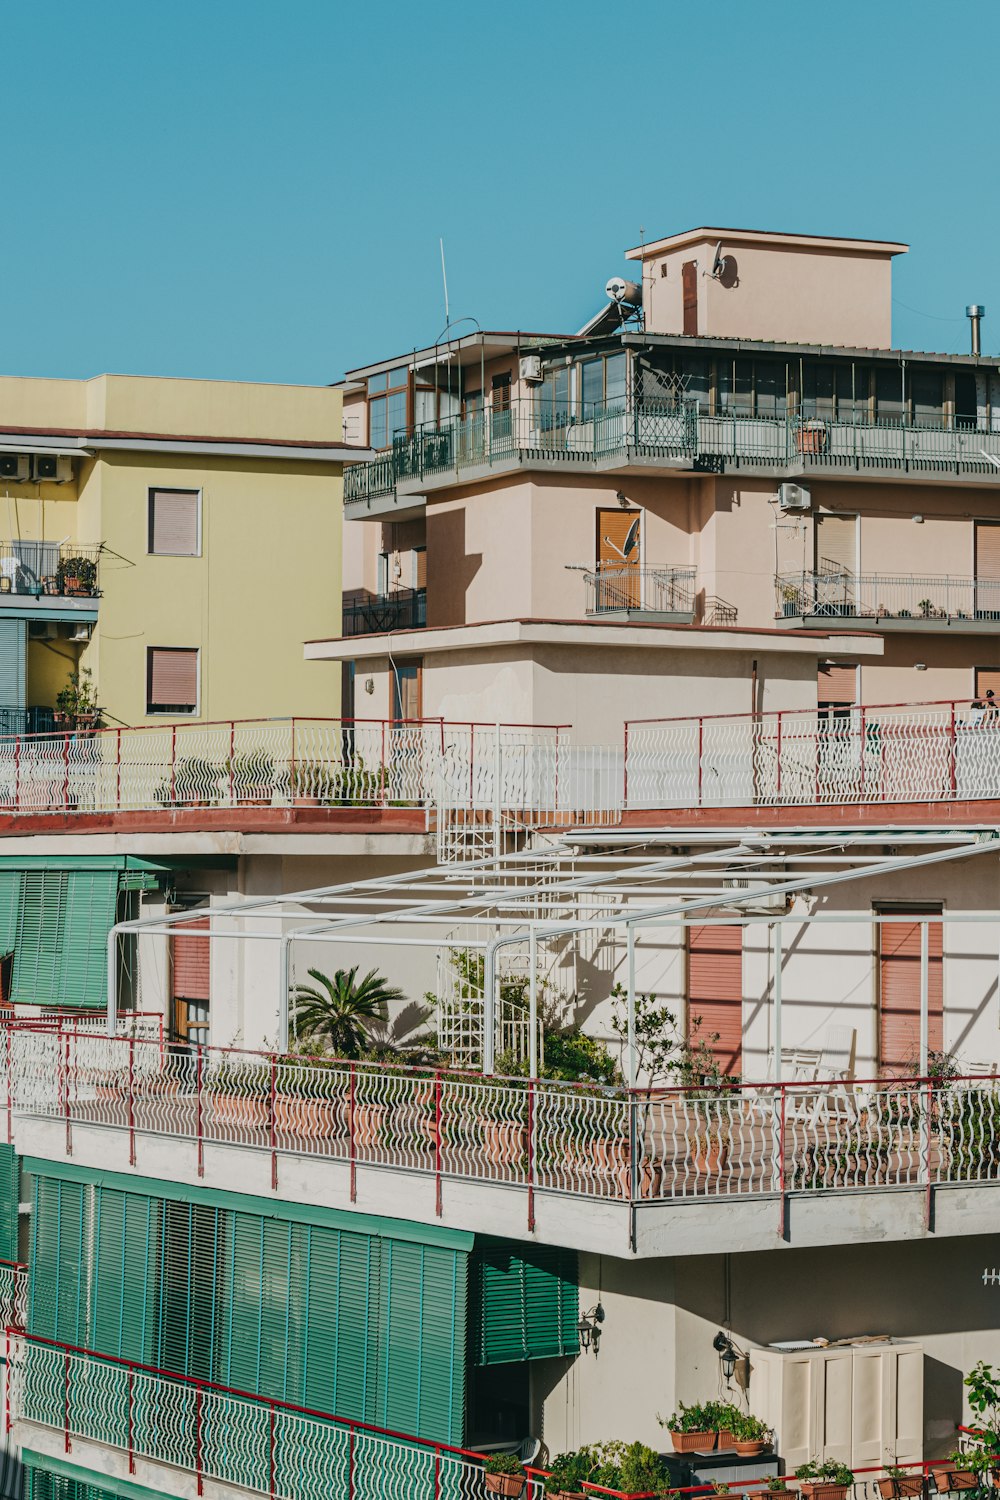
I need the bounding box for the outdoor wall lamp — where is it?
[578,1304,605,1354]
[713,1330,749,1388]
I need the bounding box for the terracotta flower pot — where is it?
[483,1119,528,1166]
[350,1102,387,1146]
[670,1429,715,1453]
[483,1473,525,1497]
[717,1428,735,1448]
[274,1095,340,1139]
[932,1471,977,1494]
[211,1093,266,1130]
[798,1483,851,1500]
[878,1478,924,1499]
[735,1440,771,1457]
[694,1136,730,1175]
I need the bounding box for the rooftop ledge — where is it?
[304,617,884,661]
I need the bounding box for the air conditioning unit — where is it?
[778,482,811,512]
[519,355,543,383]
[67,623,93,642]
[28,621,58,640]
[32,455,73,484]
[0,455,30,482]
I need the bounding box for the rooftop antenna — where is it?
[440,238,450,326]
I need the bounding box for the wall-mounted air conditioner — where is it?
[519,355,543,383]
[32,455,73,484]
[0,455,30,483]
[778,482,811,512]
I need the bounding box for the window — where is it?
[148,490,200,556]
[147,647,199,715]
[911,370,945,427]
[579,353,626,413]
[491,372,512,412]
[367,367,408,450]
[875,905,943,1074]
[392,659,422,721]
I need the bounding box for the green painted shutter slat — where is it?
[29,1176,86,1345]
[471,1242,579,1364]
[0,1144,20,1262]
[57,871,120,1007]
[0,872,20,960]
[378,1240,466,1445]
[0,620,27,712]
[25,1454,180,1500]
[10,870,120,1008]
[11,871,67,1005]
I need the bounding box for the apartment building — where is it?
[3,227,1000,1500]
[0,372,349,728]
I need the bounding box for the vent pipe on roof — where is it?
[967,304,985,357]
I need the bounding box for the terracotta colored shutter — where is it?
[597,509,641,608]
[172,916,210,1001]
[148,648,198,709]
[975,521,1000,579]
[150,491,199,555]
[682,261,698,336]
[975,666,1000,700]
[818,663,857,706]
[688,925,742,1075]
[815,515,856,574]
[877,914,942,1073]
[414,547,427,590]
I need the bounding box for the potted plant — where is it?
[878,1467,924,1499]
[169,756,223,806]
[797,419,828,455]
[660,1401,718,1453]
[229,750,276,806]
[289,759,339,806]
[930,1455,978,1493]
[55,668,103,732]
[274,1054,345,1140]
[795,1460,855,1500]
[56,554,98,596]
[765,1478,793,1497]
[205,1060,269,1131]
[543,1447,598,1497]
[483,1454,526,1498]
[732,1410,772,1457]
[781,582,801,617]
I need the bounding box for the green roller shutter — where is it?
[24,1452,180,1500]
[11,870,69,1005]
[0,872,19,960]
[378,1238,467,1444]
[57,871,121,1006]
[0,619,26,712]
[0,1144,20,1262]
[470,1241,579,1364]
[29,1176,87,1346]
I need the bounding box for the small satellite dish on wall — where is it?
[623,515,641,558]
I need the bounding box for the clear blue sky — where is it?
[1,0,995,387]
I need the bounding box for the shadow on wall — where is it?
[426,507,481,627]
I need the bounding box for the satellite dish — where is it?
[711,241,728,279]
[623,515,641,558]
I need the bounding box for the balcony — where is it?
[584,566,737,626]
[342,402,1000,510]
[9,1025,1000,1256]
[0,541,100,599]
[342,586,426,637]
[9,1335,532,1500]
[777,571,1000,630]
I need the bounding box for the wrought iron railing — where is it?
[0,542,100,598]
[623,698,1000,810]
[584,566,697,617]
[7,1025,1000,1232]
[776,571,1000,623]
[341,402,1000,497]
[341,587,426,636]
[8,1334,541,1500]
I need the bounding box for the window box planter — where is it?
[484,1474,526,1498]
[347,1101,388,1146]
[210,1093,267,1130]
[878,1477,924,1499]
[694,1134,730,1176]
[668,1430,716,1453]
[735,1440,771,1456]
[274,1095,342,1139]
[931,1470,977,1493]
[483,1119,528,1166]
[798,1484,851,1500]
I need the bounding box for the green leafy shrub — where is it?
[795,1461,854,1486]
[483,1453,524,1476]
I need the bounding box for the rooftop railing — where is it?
[8,1026,1000,1233]
[343,402,1000,501]
[623,698,1000,810]
[8,1333,538,1500]
[777,571,1000,624]
[0,542,101,598]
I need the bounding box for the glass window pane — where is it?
[414,388,437,427]
[911,371,944,425]
[388,367,407,389]
[802,364,834,420]
[734,359,753,414]
[756,361,785,418]
[367,373,388,395]
[876,367,904,422]
[387,390,407,441]
[605,353,626,405]
[581,361,603,410]
[683,357,710,410]
[369,397,387,449]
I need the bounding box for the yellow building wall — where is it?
[27,638,78,709]
[88,375,341,444]
[81,451,341,724]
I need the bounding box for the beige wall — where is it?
[539,1233,999,1457]
[636,236,897,348]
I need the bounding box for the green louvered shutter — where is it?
[12,871,68,1005]
[470,1242,579,1364]
[0,1145,20,1262]
[29,1176,87,1345]
[155,1200,218,1381]
[377,1239,467,1445]
[25,1460,180,1500]
[91,1188,161,1364]
[0,872,20,964]
[0,620,26,712]
[298,1223,344,1412]
[57,871,120,1007]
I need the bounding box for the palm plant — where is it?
[290,966,405,1057]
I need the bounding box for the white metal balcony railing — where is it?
[8,1334,533,1500]
[0,1263,26,1332]
[342,401,1000,502]
[777,571,1000,624]
[584,566,697,617]
[7,1027,1000,1231]
[623,700,1000,810]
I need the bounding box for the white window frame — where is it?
[147,488,203,558]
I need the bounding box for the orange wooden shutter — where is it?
[682,261,698,336]
[148,648,198,708]
[975,666,1000,700]
[877,914,943,1073]
[150,491,199,555]
[172,916,210,1001]
[818,663,857,706]
[975,521,1000,580]
[814,515,857,575]
[414,547,427,590]
[688,925,742,1075]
